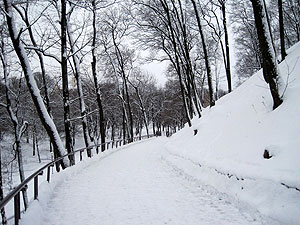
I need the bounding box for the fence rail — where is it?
[0,134,154,225]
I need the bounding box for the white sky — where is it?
[141,60,168,87]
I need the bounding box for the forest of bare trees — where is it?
[0,0,299,222]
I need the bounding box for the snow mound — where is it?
[165,42,300,224]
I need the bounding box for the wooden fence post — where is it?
[14,192,20,225]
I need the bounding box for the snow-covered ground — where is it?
[5,40,300,225]
[0,134,93,222]
[20,138,279,225]
[164,42,300,224]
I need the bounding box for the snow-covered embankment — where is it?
[164,42,300,224]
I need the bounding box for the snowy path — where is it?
[40,138,270,225]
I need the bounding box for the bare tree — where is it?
[12,2,58,168]
[13,2,53,116]
[61,0,75,165]
[98,7,135,142]
[230,0,261,82]
[282,0,300,45]
[112,34,134,142]
[190,0,215,107]
[128,69,151,137]
[3,0,69,170]
[0,38,29,210]
[91,0,106,152]
[67,3,93,157]
[132,0,193,126]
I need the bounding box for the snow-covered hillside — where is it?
[164,42,300,224]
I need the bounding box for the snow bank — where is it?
[164,42,300,224]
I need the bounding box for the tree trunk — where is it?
[123,81,134,143]
[61,0,74,165]
[221,1,232,93]
[1,37,29,209]
[278,0,287,60]
[251,0,283,109]
[32,126,36,156]
[152,107,156,135]
[26,129,29,143]
[36,136,41,163]
[15,140,29,209]
[172,0,202,117]
[263,0,277,57]
[67,25,92,158]
[112,33,134,142]
[22,5,56,164]
[160,0,192,126]
[122,106,126,145]
[133,85,149,137]
[3,0,68,170]
[92,0,106,152]
[123,86,133,141]
[15,3,59,169]
[111,123,115,142]
[190,0,215,107]
[0,151,7,225]
[172,55,192,126]
[17,3,53,116]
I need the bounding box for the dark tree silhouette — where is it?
[251,0,283,109]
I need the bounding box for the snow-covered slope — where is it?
[165,42,300,224]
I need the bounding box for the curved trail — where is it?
[41,138,270,225]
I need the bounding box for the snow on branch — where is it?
[18,121,28,140]
[67,109,98,122]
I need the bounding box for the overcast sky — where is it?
[141,60,168,87]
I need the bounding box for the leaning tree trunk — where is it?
[20,4,53,115]
[92,0,106,152]
[15,3,61,169]
[3,0,68,170]
[251,0,283,109]
[190,0,215,107]
[20,5,58,168]
[61,0,74,165]
[0,151,7,225]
